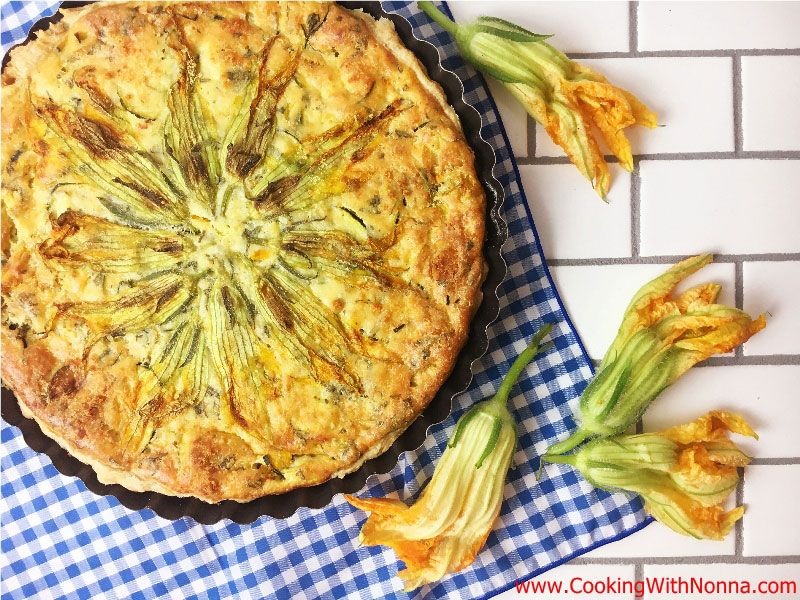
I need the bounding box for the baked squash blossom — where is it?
[545,254,766,457]
[419,1,657,198]
[1,3,486,501]
[346,324,552,590]
[543,411,756,540]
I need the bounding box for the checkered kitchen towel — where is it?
[0,2,650,598]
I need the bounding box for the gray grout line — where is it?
[630,159,641,258]
[735,261,744,310]
[527,115,537,160]
[568,51,638,59]
[570,555,800,566]
[634,563,643,594]
[750,457,800,465]
[516,151,800,165]
[735,260,745,359]
[548,253,800,266]
[735,472,744,556]
[519,155,619,165]
[697,355,800,367]
[733,53,744,155]
[592,355,800,368]
[628,1,638,55]
[567,48,800,59]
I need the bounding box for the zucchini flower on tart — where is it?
[419,1,657,198]
[346,324,552,590]
[543,411,756,540]
[545,254,765,457]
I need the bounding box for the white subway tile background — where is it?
[447,1,800,597]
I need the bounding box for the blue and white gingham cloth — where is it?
[1,2,651,598]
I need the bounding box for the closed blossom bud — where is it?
[543,411,756,540]
[418,1,657,198]
[545,254,765,457]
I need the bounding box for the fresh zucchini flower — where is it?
[542,411,756,540]
[545,254,765,457]
[418,1,657,198]
[345,324,552,590]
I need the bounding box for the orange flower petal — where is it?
[570,79,638,171]
[676,283,722,312]
[344,495,409,516]
[673,311,766,360]
[644,493,744,541]
[397,537,454,590]
[704,440,753,467]
[647,300,682,324]
[671,444,740,507]
[656,312,736,345]
[571,64,658,128]
[398,517,500,590]
[621,89,659,128]
[661,411,758,444]
[603,254,714,365]
[542,100,609,197]
[508,83,611,198]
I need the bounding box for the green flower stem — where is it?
[490,322,553,409]
[542,427,591,457]
[418,2,458,36]
[450,323,553,467]
[538,453,577,466]
[418,1,559,88]
[536,450,577,480]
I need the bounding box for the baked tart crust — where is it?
[1,1,485,502]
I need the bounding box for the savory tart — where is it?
[1,1,485,502]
